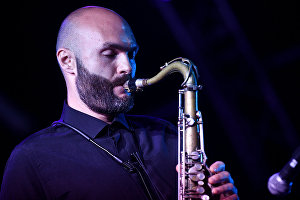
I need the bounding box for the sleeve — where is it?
[0,146,47,200]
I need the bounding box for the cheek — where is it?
[85,58,116,79]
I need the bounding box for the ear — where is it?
[56,48,77,76]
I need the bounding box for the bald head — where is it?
[56,6,131,56]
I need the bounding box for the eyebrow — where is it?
[101,42,139,52]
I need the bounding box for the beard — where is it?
[75,57,134,115]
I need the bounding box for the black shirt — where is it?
[0,103,178,200]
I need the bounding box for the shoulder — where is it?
[10,124,69,159]
[4,124,72,179]
[0,126,60,199]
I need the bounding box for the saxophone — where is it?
[125,58,215,200]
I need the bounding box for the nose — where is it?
[116,53,135,76]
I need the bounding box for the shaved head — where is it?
[56,6,129,57]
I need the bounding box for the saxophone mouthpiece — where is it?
[123,81,130,92]
[124,78,147,93]
[123,79,137,93]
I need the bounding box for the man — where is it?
[1,6,238,200]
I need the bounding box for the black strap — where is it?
[52,121,164,200]
[52,121,135,172]
[130,152,165,200]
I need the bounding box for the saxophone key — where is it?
[194,185,205,194]
[189,151,200,160]
[201,194,210,200]
[188,167,199,181]
[194,163,203,170]
[198,180,204,186]
[197,172,205,180]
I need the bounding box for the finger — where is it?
[209,161,225,174]
[212,183,237,195]
[209,171,233,185]
[176,164,179,173]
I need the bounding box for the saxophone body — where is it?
[125,58,215,200]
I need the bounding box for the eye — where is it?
[102,49,117,57]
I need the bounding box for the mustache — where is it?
[112,74,132,87]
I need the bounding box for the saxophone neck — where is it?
[124,57,200,93]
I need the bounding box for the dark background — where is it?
[1,0,300,199]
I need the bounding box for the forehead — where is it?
[77,12,137,49]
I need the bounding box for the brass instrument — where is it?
[125,58,215,200]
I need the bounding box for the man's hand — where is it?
[208,161,239,200]
[176,161,238,200]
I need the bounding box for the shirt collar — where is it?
[59,102,131,139]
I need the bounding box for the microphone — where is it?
[268,146,300,196]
